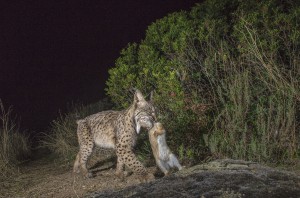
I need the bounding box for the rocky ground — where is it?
[88,159,300,198]
[1,154,300,198]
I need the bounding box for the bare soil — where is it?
[0,150,158,198]
[2,151,299,198]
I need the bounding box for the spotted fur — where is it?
[73,90,155,182]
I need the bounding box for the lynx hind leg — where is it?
[78,145,94,178]
[168,153,182,170]
[76,120,94,178]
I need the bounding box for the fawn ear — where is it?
[134,89,146,103]
[157,122,163,130]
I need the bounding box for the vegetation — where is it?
[2,1,300,197]
[0,100,31,177]
[42,0,299,166]
[41,99,113,161]
[106,0,300,164]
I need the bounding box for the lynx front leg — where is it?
[116,142,154,182]
[115,156,125,180]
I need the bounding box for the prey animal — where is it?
[148,122,182,176]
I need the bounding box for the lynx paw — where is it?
[138,173,155,183]
[115,171,125,181]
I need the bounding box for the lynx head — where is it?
[133,89,156,133]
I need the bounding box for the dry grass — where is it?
[0,100,31,178]
[41,99,113,162]
[183,19,300,164]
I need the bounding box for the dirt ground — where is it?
[0,150,158,198]
[2,150,299,198]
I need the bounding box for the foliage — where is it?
[0,100,31,177]
[106,0,300,164]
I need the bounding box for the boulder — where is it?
[87,159,300,198]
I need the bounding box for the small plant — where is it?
[186,148,194,160]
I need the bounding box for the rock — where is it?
[86,159,300,198]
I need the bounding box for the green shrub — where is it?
[106,0,300,164]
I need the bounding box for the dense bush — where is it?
[106,0,300,164]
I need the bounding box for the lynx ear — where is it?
[134,89,146,103]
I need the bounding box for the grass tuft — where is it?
[41,99,113,162]
[0,100,31,178]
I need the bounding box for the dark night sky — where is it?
[0,1,199,133]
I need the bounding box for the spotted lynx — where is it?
[149,122,182,176]
[73,89,156,181]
